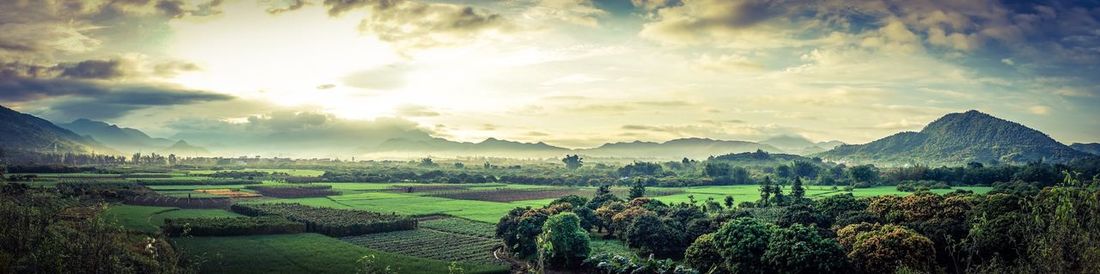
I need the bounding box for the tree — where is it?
[419,158,437,167]
[538,213,590,268]
[562,155,583,170]
[730,166,752,184]
[792,161,819,179]
[759,176,773,207]
[704,162,732,177]
[763,224,848,274]
[625,213,686,259]
[710,218,777,273]
[776,165,792,179]
[724,195,735,209]
[836,223,936,274]
[790,177,806,200]
[848,164,879,185]
[685,233,721,273]
[629,180,646,199]
[551,195,588,208]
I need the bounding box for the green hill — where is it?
[0,105,116,155]
[817,110,1088,165]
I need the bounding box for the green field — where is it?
[173,233,507,274]
[104,205,241,233]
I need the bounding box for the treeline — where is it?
[496,174,1100,273]
[162,216,305,236]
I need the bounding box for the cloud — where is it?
[357,2,508,49]
[343,64,411,90]
[395,105,440,117]
[0,62,233,119]
[153,61,201,77]
[525,0,608,27]
[267,0,308,14]
[59,60,127,79]
[167,111,434,156]
[1029,105,1051,115]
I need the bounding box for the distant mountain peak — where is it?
[818,110,1087,165]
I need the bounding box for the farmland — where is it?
[342,229,504,265]
[21,170,1001,274]
[173,233,507,274]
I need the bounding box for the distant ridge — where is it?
[0,105,117,155]
[60,118,175,153]
[817,110,1088,165]
[1071,143,1100,156]
[365,136,781,159]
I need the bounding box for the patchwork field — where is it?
[342,229,503,265]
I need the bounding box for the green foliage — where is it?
[563,155,583,170]
[629,180,646,199]
[231,203,417,237]
[684,233,721,273]
[710,218,777,273]
[625,213,685,259]
[586,253,698,274]
[763,224,848,274]
[539,213,591,268]
[836,223,936,274]
[163,216,305,236]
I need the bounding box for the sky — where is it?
[1,0,1099,150]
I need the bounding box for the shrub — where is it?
[231,203,416,237]
[162,216,306,236]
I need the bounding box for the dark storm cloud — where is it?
[60,60,126,79]
[324,0,402,16]
[0,62,232,119]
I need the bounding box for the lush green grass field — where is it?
[104,205,241,233]
[173,233,508,274]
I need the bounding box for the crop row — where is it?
[231,203,416,237]
[245,185,338,198]
[162,216,305,236]
[341,230,502,265]
[419,218,496,238]
[125,195,232,209]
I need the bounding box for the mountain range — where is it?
[0,105,116,155]
[58,119,209,156]
[0,105,1094,164]
[817,110,1089,165]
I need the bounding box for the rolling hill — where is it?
[817,110,1088,165]
[0,105,116,155]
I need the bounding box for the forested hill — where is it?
[817,110,1088,165]
[0,105,115,154]
[1072,143,1100,155]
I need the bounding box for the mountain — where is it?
[0,105,117,155]
[163,140,210,156]
[817,110,1088,165]
[59,119,175,153]
[1071,143,1100,155]
[365,136,779,159]
[816,140,845,150]
[579,138,780,159]
[759,135,829,155]
[366,137,568,158]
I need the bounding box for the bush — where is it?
[246,185,338,198]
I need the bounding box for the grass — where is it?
[173,233,507,274]
[104,204,241,233]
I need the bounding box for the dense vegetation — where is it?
[0,182,187,273]
[162,216,306,236]
[496,171,1100,273]
[231,203,417,237]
